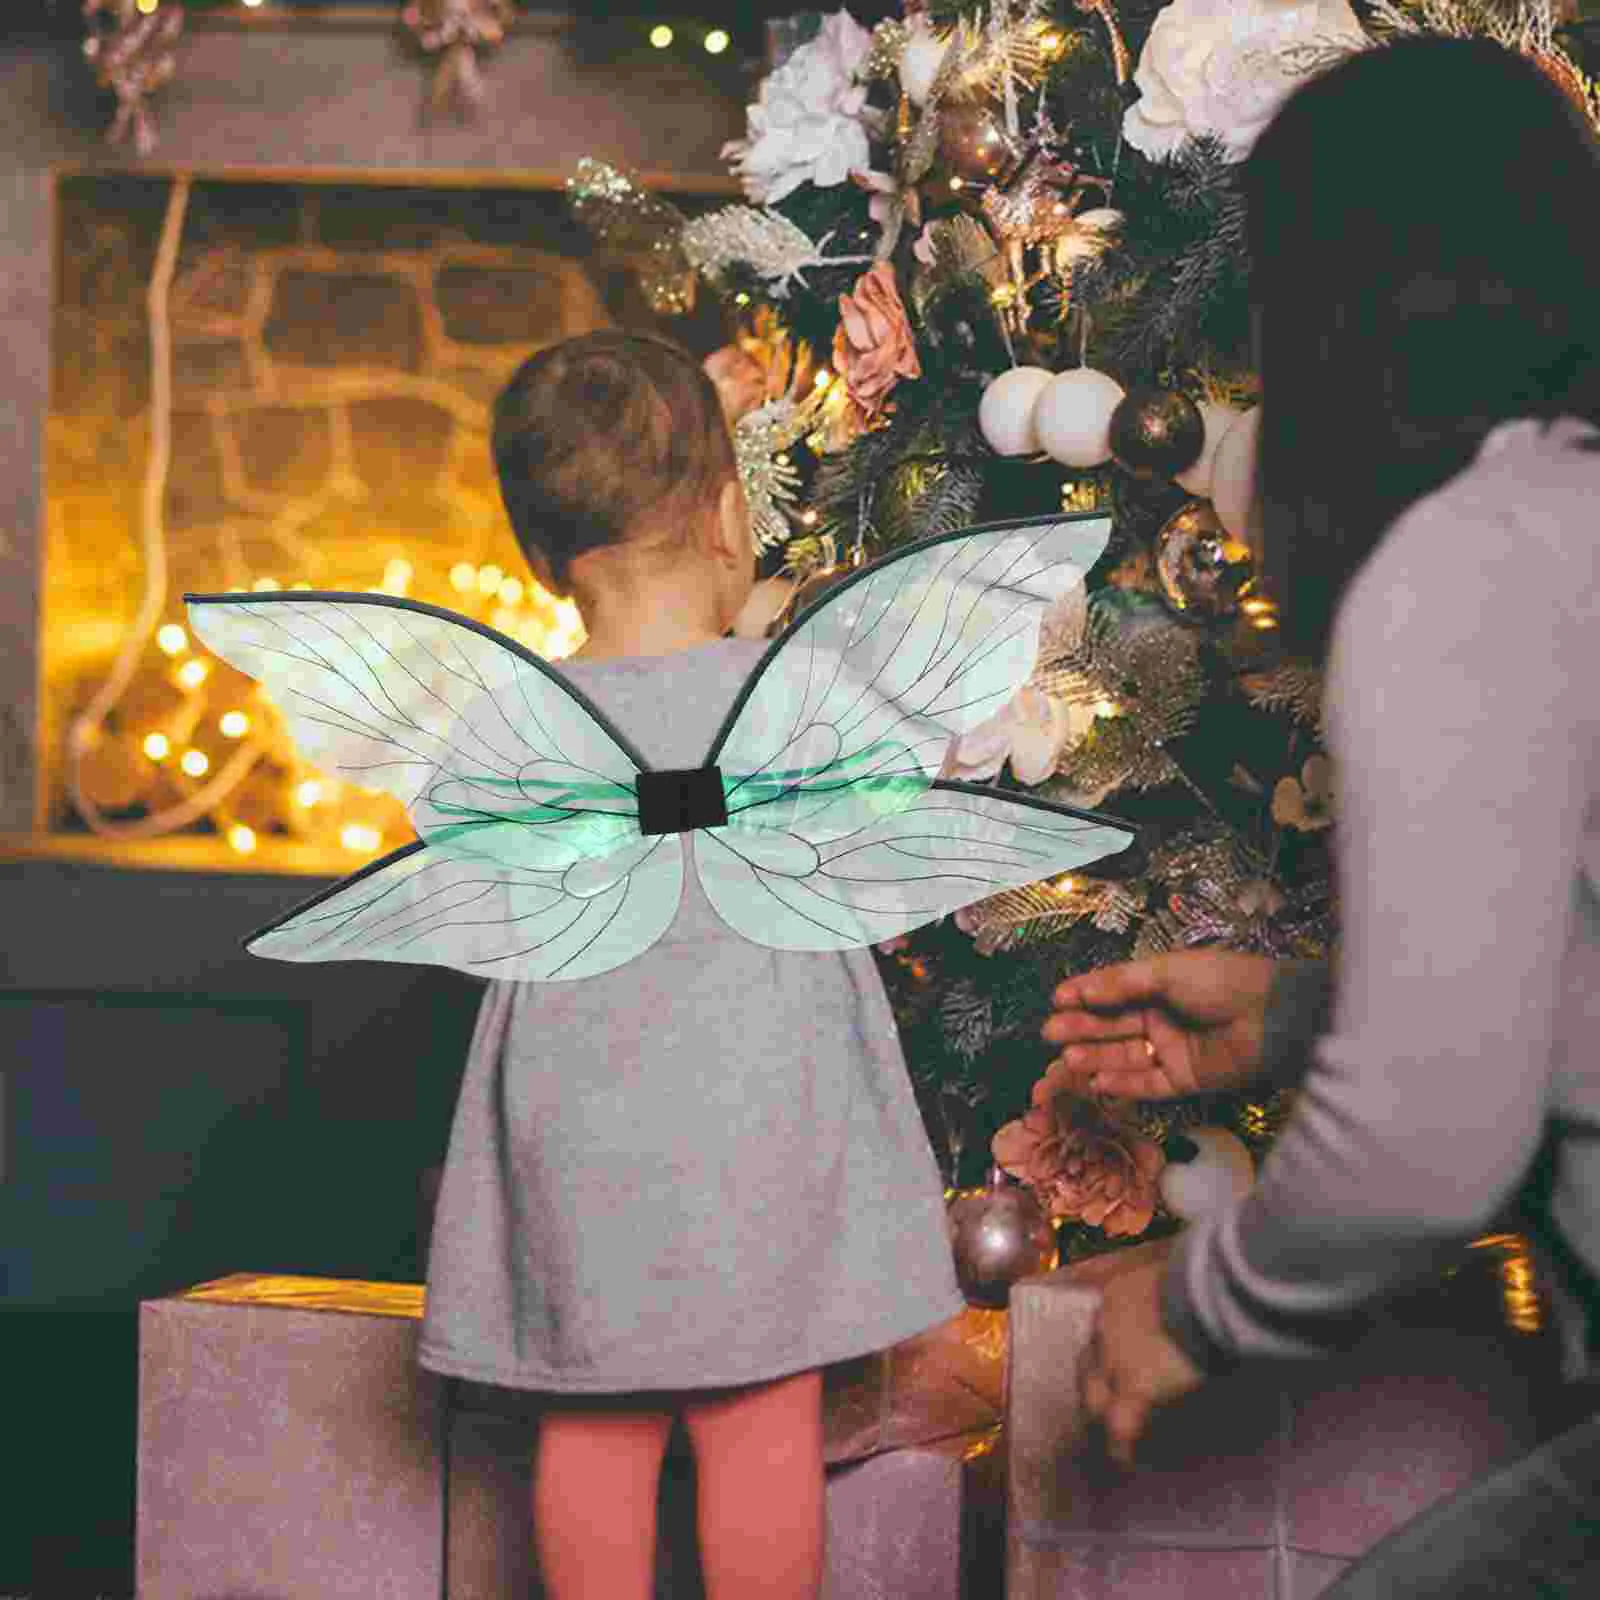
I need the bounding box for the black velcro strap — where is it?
[635,766,729,836]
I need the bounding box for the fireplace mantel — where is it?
[0,16,745,842]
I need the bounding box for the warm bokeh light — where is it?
[498,575,524,605]
[340,822,382,853]
[251,577,282,592]
[227,823,258,854]
[180,749,210,778]
[649,24,673,48]
[176,659,210,690]
[477,563,504,595]
[813,368,834,391]
[449,561,477,593]
[705,28,730,54]
[295,780,324,808]
[136,0,158,13]
[157,624,188,656]
[143,732,171,761]
[382,558,414,594]
[219,711,250,739]
[1094,699,1120,718]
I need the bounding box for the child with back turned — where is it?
[416,329,964,1600]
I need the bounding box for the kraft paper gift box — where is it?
[1004,1238,1567,1600]
[138,1273,1008,1599]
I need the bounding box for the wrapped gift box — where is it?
[1004,1238,1567,1600]
[138,1273,1006,1599]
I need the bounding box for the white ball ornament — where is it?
[899,21,952,107]
[979,366,1053,457]
[1159,1127,1255,1223]
[1032,367,1126,469]
[1174,401,1242,499]
[1210,406,1262,551]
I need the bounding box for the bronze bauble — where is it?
[1153,498,1257,622]
[936,98,1023,188]
[946,1170,1056,1308]
[1109,386,1206,479]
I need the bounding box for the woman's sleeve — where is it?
[1162,497,1594,1371]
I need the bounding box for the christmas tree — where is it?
[570,0,1599,1264]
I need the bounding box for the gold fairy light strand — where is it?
[67,175,266,839]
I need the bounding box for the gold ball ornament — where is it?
[1154,499,1257,621]
[946,1169,1056,1308]
[936,98,1024,187]
[1109,386,1206,479]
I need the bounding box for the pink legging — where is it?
[531,1367,825,1600]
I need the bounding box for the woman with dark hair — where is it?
[1037,34,1600,1595]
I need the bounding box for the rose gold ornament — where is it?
[81,0,183,157]
[403,0,512,121]
[945,1168,1056,1308]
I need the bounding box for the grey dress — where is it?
[417,636,964,1393]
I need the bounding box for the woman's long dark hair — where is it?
[1242,36,1600,660]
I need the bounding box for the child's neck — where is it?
[568,616,726,663]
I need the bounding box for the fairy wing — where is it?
[693,513,1135,948]
[697,778,1134,950]
[183,591,684,981]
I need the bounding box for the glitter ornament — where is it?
[978,365,1053,456]
[1159,1127,1254,1222]
[566,159,696,315]
[946,1168,1056,1308]
[1109,386,1206,479]
[1032,367,1126,469]
[1153,499,1256,621]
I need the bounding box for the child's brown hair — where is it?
[492,330,737,597]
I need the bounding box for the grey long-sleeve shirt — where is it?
[1160,417,1600,1377]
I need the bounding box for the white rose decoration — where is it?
[722,11,876,205]
[1123,0,1368,163]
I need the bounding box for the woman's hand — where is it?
[1080,1246,1207,1468]
[1041,949,1278,1100]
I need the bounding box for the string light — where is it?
[135,0,158,13]
[381,558,413,594]
[449,561,477,593]
[157,624,188,656]
[734,291,751,307]
[219,711,250,738]
[812,368,834,391]
[180,749,211,778]
[143,732,171,761]
[1094,699,1120,718]
[649,24,673,48]
[340,822,382,853]
[227,823,258,854]
[477,563,504,595]
[705,28,730,55]
[290,581,313,591]
[176,659,210,690]
[498,575,524,606]
[950,177,965,191]
[800,509,820,527]
[295,780,324,808]
[251,577,282,592]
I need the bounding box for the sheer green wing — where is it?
[244,830,685,981]
[695,779,1134,950]
[705,514,1112,843]
[183,591,686,979]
